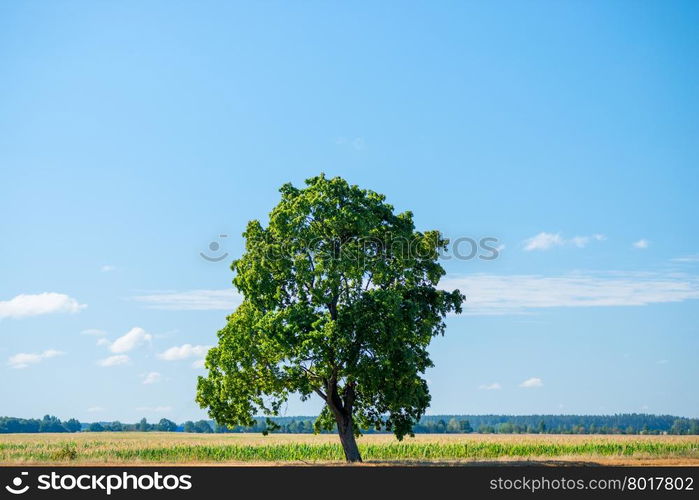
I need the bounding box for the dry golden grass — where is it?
[1,432,697,466]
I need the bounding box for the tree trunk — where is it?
[336,414,362,462]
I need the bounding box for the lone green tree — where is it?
[196,175,464,462]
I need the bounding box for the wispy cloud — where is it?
[98,354,130,367]
[335,136,365,150]
[441,271,699,315]
[478,382,502,390]
[523,232,605,251]
[136,406,172,413]
[570,234,606,248]
[87,406,104,413]
[142,371,162,385]
[136,270,699,318]
[633,239,649,249]
[519,377,543,388]
[672,254,699,263]
[81,329,106,336]
[109,327,152,354]
[523,232,564,251]
[8,349,64,369]
[158,344,209,361]
[132,289,242,311]
[0,293,86,319]
[100,265,116,272]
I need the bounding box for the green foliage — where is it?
[197,175,464,448]
[0,415,81,434]
[108,421,123,432]
[63,418,82,433]
[2,414,697,435]
[138,418,150,432]
[460,420,474,433]
[39,415,66,433]
[157,419,178,432]
[50,442,78,461]
[671,418,692,435]
[193,420,213,433]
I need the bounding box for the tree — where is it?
[499,422,514,434]
[194,420,213,433]
[690,420,699,435]
[157,418,178,432]
[109,421,124,432]
[183,421,196,433]
[138,418,149,432]
[197,175,464,462]
[460,420,473,433]
[39,415,65,433]
[63,418,82,433]
[447,418,461,433]
[88,422,104,432]
[670,419,690,435]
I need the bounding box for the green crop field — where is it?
[1,433,697,465]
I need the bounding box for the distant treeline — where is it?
[1,414,698,435]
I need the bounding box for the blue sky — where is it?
[1,1,698,423]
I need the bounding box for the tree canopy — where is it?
[196,174,464,461]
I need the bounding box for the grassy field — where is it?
[1,433,698,466]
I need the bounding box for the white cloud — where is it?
[335,136,365,150]
[132,289,242,311]
[633,239,649,249]
[96,338,110,346]
[135,270,699,319]
[478,382,501,390]
[87,406,104,412]
[142,371,162,385]
[82,329,106,336]
[100,265,116,272]
[136,406,172,413]
[570,236,590,248]
[671,254,699,263]
[158,344,210,361]
[523,232,564,251]
[8,349,64,369]
[523,232,606,251]
[110,327,152,353]
[0,293,86,319]
[98,354,130,367]
[440,271,699,315]
[519,377,543,388]
[191,359,205,369]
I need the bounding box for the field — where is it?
[1,433,697,466]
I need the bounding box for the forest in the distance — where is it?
[1,413,697,435]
